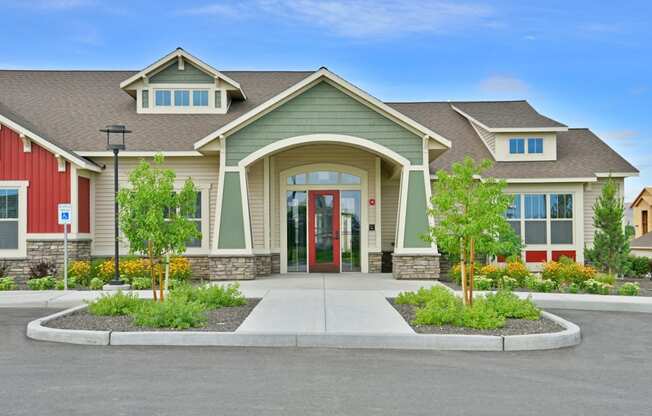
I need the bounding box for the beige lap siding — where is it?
[247,160,265,250]
[583,177,624,248]
[91,156,219,256]
[380,175,400,252]
[269,144,377,251]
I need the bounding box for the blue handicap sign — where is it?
[61,212,69,220]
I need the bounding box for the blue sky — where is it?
[1,0,650,200]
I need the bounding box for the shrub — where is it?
[524,276,557,293]
[169,257,192,281]
[412,293,464,327]
[565,283,581,294]
[484,290,540,320]
[618,282,640,296]
[87,291,141,316]
[89,277,104,290]
[505,261,530,285]
[132,297,206,329]
[595,273,616,285]
[170,283,246,309]
[0,276,17,290]
[131,276,152,290]
[474,276,494,291]
[496,275,518,291]
[623,255,651,278]
[29,260,57,279]
[461,299,506,329]
[396,286,453,306]
[27,276,56,290]
[55,277,78,290]
[582,279,611,295]
[68,261,92,286]
[167,278,184,290]
[543,260,596,285]
[448,263,481,285]
[479,264,504,282]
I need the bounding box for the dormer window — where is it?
[148,88,220,112]
[528,138,543,154]
[193,90,208,106]
[155,90,171,106]
[174,90,190,106]
[509,138,525,154]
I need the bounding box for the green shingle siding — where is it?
[226,82,423,165]
[149,60,214,84]
[403,170,431,248]
[218,172,246,249]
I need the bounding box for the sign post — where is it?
[58,204,72,291]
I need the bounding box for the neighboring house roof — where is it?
[0,68,638,179]
[630,187,652,208]
[451,101,567,132]
[631,232,652,249]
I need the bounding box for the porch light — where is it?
[100,125,131,289]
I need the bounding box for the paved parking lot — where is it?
[1,308,651,416]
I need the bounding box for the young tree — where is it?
[117,154,200,301]
[591,178,629,275]
[427,157,517,305]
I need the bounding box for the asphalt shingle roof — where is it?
[0,70,637,178]
[631,233,652,248]
[452,100,567,129]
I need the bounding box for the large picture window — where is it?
[506,192,574,247]
[164,191,204,249]
[0,189,19,249]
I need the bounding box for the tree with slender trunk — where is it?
[591,178,628,276]
[427,157,517,305]
[117,154,200,301]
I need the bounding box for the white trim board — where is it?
[194,68,452,150]
[119,48,245,99]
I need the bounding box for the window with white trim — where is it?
[163,191,204,249]
[153,88,215,109]
[0,189,19,249]
[506,193,574,246]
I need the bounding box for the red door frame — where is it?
[308,190,340,273]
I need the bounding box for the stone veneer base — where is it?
[391,254,440,280]
[3,239,92,287]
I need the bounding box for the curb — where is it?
[26,304,110,346]
[502,311,581,351]
[26,306,581,351]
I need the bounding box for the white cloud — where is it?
[479,75,529,95]
[181,0,493,38]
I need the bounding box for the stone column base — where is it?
[368,252,382,273]
[255,255,272,277]
[207,256,257,280]
[392,253,440,280]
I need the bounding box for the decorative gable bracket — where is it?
[19,133,31,152]
[54,154,66,172]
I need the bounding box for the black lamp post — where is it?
[100,125,131,286]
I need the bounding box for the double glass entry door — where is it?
[286,190,361,273]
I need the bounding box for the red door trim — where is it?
[308,190,340,273]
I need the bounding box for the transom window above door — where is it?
[287,171,361,185]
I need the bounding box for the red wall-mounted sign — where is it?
[369,198,376,206]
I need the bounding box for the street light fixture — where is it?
[100,125,131,288]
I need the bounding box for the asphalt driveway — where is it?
[1,308,651,416]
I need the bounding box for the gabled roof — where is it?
[451,100,567,132]
[193,68,452,151]
[120,48,246,100]
[630,187,652,208]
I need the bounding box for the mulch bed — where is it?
[387,298,564,336]
[440,278,652,297]
[44,298,260,332]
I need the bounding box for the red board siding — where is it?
[552,250,576,262]
[0,126,70,233]
[78,176,90,233]
[525,250,547,263]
